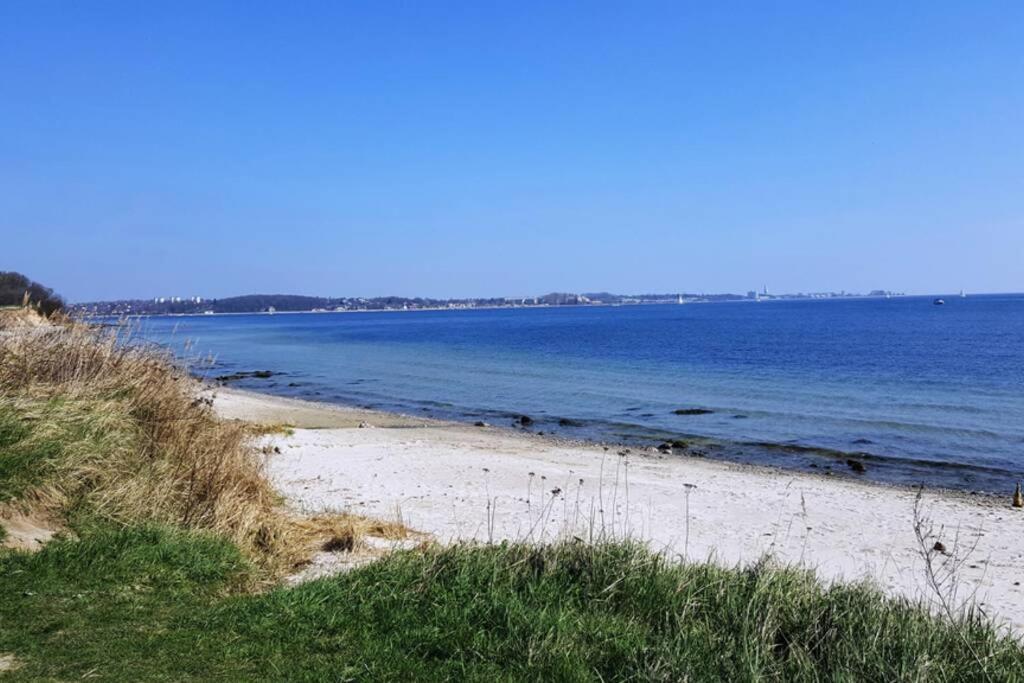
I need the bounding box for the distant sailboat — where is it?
[960,289,967,298]
[677,294,684,304]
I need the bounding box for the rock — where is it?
[474,421,489,427]
[670,440,689,449]
[846,459,866,474]
[558,418,582,427]
[673,408,714,416]
[214,370,278,383]
[657,442,673,453]
[1013,482,1023,508]
[515,415,534,426]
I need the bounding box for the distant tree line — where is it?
[0,271,64,316]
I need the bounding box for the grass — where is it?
[0,318,350,575]
[2,313,1023,680]
[3,532,1023,681]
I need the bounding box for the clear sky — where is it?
[2,2,1022,301]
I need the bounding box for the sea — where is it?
[129,294,1024,494]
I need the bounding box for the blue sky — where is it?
[2,2,1022,301]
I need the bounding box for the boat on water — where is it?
[960,289,967,298]
[933,298,945,305]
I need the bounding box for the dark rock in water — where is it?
[474,421,489,427]
[214,370,278,382]
[287,382,302,387]
[657,442,673,453]
[851,438,873,445]
[733,414,748,419]
[515,415,534,426]
[673,408,714,416]
[846,459,867,473]
[670,440,689,449]
[558,418,583,427]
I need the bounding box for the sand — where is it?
[214,387,1024,633]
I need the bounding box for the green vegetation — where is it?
[2,315,1022,680]
[3,524,1023,681]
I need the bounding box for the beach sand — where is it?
[214,387,1024,633]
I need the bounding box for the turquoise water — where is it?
[133,295,1024,493]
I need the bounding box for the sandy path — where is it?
[215,388,1024,633]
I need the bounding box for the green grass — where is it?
[0,396,128,504]
[0,407,42,502]
[3,390,1023,680]
[3,530,1023,681]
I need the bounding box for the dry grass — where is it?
[246,422,296,437]
[0,314,398,577]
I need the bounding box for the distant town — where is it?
[73,288,905,316]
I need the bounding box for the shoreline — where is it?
[213,386,1024,634]
[207,376,1017,497]
[212,385,1001,503]
[76,292,944,320]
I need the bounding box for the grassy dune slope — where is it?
[1,314,1022,681]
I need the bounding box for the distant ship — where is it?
[933,298,945,306]
[960,290,966,298]
[677,295,684,304]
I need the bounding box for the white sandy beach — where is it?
[214,387,1024,633]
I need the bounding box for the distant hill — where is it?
[72,287,889,316]
[0,271,64,316]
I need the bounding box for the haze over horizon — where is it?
[3,2,1022,302]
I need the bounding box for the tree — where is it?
[0,271,64,316]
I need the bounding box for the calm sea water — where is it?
[132,295,1024,493]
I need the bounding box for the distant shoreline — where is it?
[74,292,978,319]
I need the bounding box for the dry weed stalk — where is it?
[912,488,993,680]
